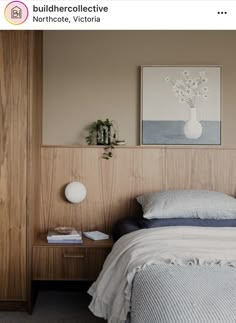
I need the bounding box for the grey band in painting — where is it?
[143,120,221,145]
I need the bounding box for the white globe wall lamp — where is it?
[65,181,87,204]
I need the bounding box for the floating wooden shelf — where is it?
[34,233,113,249]
[40,145,236,150]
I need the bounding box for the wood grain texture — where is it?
[27,31,42,239]
[26,31,43,310]
[35,234,113,248]
[0,32,28,300]
[38,147,165,234]
[166,148,236,196]
[32,246,111,280]
[38,147,236,236]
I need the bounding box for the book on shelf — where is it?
[83,231,109,241]
[47,239,83,244]
[47,229,82,243]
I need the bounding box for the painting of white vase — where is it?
[184,108,202,139]
[141,66,221,145]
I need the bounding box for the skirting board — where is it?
[0,301,27,312]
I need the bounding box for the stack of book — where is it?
[47,229,83,244]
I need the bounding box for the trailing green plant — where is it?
[85,121,99,145]
[85,119,117,160]
[102,144,115,160]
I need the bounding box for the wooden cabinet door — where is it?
[0,32,28,300]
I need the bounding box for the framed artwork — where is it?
[141,65,221,145]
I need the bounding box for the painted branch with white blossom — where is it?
[165,70,208,109]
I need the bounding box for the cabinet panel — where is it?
[0,32,28,300]
[32,247,110,281]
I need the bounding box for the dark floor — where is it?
[0,291,105,323]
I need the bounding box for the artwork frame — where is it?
[140,65,222,145]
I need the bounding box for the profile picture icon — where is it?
[5,1,28,25]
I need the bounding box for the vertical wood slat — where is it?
[0,32,28,300]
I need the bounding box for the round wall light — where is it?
[65,182,87,204]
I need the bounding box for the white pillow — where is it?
[136,190,236,220]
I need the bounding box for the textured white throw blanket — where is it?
[88,227,236,323]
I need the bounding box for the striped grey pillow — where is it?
[136,190,236,219]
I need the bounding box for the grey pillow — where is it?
[136,190,236,220]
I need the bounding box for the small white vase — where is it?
[184,107,202,139]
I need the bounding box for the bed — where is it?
[88,190,236,323]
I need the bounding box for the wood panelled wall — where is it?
[0,32,28,300]
[0,31,42,304]
[38,147,236,235]
[27,32,42,309]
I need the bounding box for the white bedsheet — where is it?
[88,226,236,323]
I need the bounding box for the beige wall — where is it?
[142,66,221,121]
[43,31,236,146]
